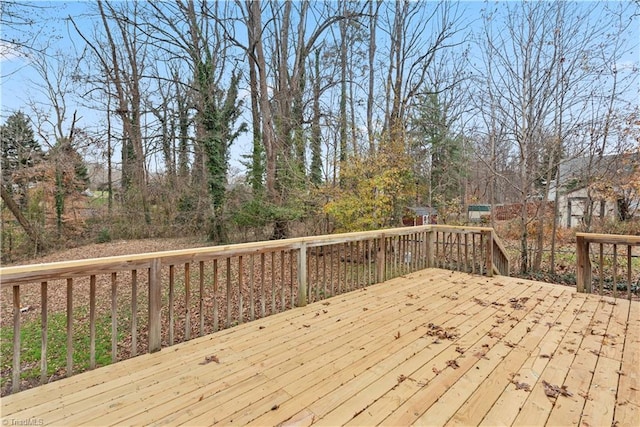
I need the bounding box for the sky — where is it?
[1,1,638,172]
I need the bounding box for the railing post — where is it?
[426,230,434,268]
[298,243,307,307]
[148,258,162,353]
[485,231,494,277]
[576,235,592,294]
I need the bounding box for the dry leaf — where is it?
[542,380,573,398]
[446,359,460,369]
[200,355,220,365]
[512,381,531,392]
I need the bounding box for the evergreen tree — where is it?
[0,111,42,202]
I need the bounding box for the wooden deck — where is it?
[1,268,638,426]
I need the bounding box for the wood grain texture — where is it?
[2,269,637,427]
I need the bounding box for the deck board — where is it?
[1,268,638,427]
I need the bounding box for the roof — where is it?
[406,206,437,216]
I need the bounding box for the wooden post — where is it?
[485,231,494,277]
[148,258,162,353]
[426,230,434,268]
[576,235,592,294]
[298,243,307,307]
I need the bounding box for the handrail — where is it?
[0,224,507,395]
[576,232,640,299]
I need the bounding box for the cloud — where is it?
[0,41,27,63]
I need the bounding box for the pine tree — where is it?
[1,111,42,187]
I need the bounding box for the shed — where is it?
[402,206,437,226]
[468,204,491,223]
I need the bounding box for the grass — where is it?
[0,308,123,390]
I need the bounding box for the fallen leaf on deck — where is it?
[542,380,573,398]
[446,359,460,369]
[512,381,531,392]
[473,298,489,307]
[200,355,220,365]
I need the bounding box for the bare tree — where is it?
[476,1,638,273]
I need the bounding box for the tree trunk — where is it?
[1,185,42,250]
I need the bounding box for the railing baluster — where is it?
[472,233,477,274]
[40,281,48,385]
[185,262,191,340]
[238,256,244,324]
[270,252,276,314]
[599,244,604,295]
[169,265,175,345]
[66,278,73,376]
[323,245,328,295]
[12,285,20,393]
[89,275,96,369]
[280,251,285,311]
[226,257,232,327]
[627,245,632,301]
[111,273,117,363]
[337,243,342,294]
[613,244,618,299]
[131,270,137,357]
[213,259,219,332]
[260,253,266,318]
[456,234,461,272]
[199,261,205,336]
[349,242,354,290]
[290,250,295,308]
[464,234,469,272]
[249,255,255,321]
[356,241,360,287]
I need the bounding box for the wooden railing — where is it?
[576,232,640,300]
[0,225,508,394]
[431,226,510,276]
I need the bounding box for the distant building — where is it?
[468,204,491,223]
[548,154,639,227]
[402,206,438,226]
[86,162,122,191]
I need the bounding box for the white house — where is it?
[548,154,638,228]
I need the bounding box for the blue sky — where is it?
[1,1,638,171]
